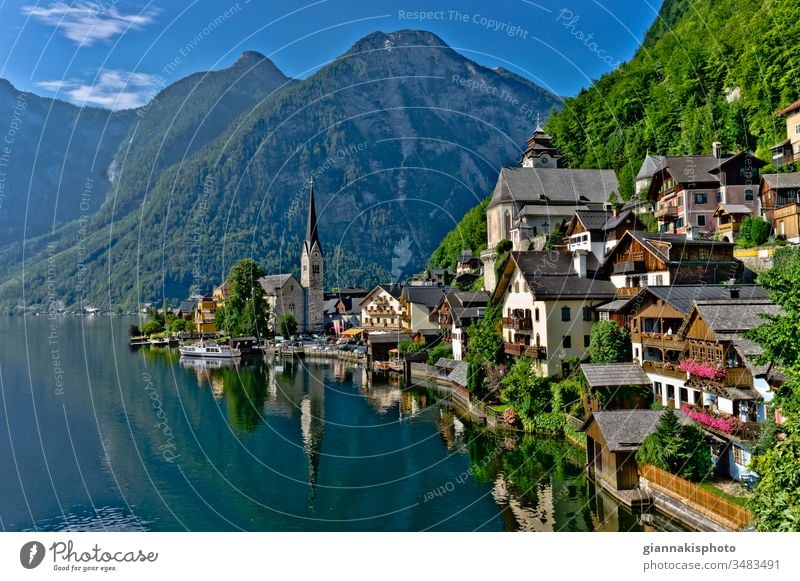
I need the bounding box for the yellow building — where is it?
[194,297,217,334]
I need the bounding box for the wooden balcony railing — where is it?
[504,342,547,360]
[642,359,688,380]
[502,317,533,330]
[654,206,679,220]
[615,286,642,297]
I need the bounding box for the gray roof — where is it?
[487,167,619,209]
[322,298,339,314]
[575,210,613,231]
[762,172,800,190]
[602,209,640,232]
[402,286,451,308]
[434,358,459,370]
[638,285,770,315]
[691,300,783,334]
[595,298,633,312]
[517,204,591,217]
[504,251,616,300]
[367,332,413,344]
[580,363,652,388]
[259,274,295,294]
[635,154,666,181]
[446,291,490,309]
[621,231,734,265]
[588,410,673,452]
[447,361,470,388]
[714,204,752,216]
[658,155,731,185]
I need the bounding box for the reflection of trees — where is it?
[218,362,270,432]
[136,346,180,366]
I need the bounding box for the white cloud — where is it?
[22,1,156,46]
[37,69,162,110]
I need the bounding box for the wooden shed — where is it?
[582,410,667,491]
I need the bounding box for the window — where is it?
[667,384,675,401]
[694,193,707,204]
[654,382,662,397]
[534,308,540,322]
[514,282,519,293]
[699,248,710,260]
[697,214,706,227]
[582,307,592,321]
[312,264,320,274]
[561,306,571,322]
[677,196,683,207]
[634,347,639,358]
[795,124,800,135]
[680,387,689,404]
[674,218,684,229]
[733,446,748,466]
[655,275,664,286]
[716,192,722,203]
[562,335,572,348]
[745,189,754,201]
[584,335,591,348]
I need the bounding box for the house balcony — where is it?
[641,359,688,380]
[639,332,686,352]
[774,203,800,219]
[367,307,398,316]
[615,286,642,298]
[502,317,533,331]
[654,206,679,220]
[504,342,547,360]
[717,221,740,235]
[613,252,645,274]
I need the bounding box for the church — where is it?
[259,179,325,334]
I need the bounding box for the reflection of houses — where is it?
[493,251,616,377]
[360,284,403,330]
[769,98,800,166]
[759,172,800,242]
[601,231,738,292]
[645,145,765,237]
[433,291,490,360]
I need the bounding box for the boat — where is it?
[179,341,241,359]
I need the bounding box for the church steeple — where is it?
[520,115,563,168]
[305,177,322,255]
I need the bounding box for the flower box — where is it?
[682,404,743,435]
[679,358,727,382]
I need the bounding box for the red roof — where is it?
[777,98,800,116]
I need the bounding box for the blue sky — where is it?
[0,0,662,109]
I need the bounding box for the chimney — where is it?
[729,286,740,299]
[712,141,722,159]
[573,249,587,279]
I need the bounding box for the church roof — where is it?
[487,167,619,209]
[259,274,297,295]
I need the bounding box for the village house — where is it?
[456,249,482,275]
[644,144,766,238]
[769,98,800,166]
[759,172,800,242]
[399,286,450,333]
[480,124,619,291]
[564,209,647,263]
[433,290,490,360]
[579,363,653,416]
[323,287,368,334]
[634,154,666,195]
[601,231,739,293]
[493,250,616,377]
[360,283,403,330]
[193,296,217,334]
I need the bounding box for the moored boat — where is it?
[179,341,241,359]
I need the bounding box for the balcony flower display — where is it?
[682,405,742,435]
[679,358,726,382]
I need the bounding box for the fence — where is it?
[639,464,752,530]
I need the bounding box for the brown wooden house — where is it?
[759,173,800,242]
[583,410,670,491]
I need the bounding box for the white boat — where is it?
[179,341,241,359]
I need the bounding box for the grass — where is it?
[488,403,510,413]
[698,482,750,507]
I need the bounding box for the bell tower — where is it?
[301,178,324,332]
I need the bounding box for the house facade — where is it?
[759,172,800,242]
[493,251,616,377]
[769,98,800,166]
[400,286,450,333]
[645,145,765,238]
[564,209,646,263]
[259,274,305,333]
[360,284,403,330]
[433,291,490,360]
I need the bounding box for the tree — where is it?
[219,259,271,337]
[140,319,164,336]
[466,301,503,365]
[467,359,486,399]
[589,321,632,363]
[499,357,553,430]
[278,313,298,338]
[398,340,423,354]
[128,324,141,337]
[169,318,192,333]
[426,343,453,365]
[636,409,712,482]
[745,247,800,530]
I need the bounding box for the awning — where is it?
[341,328,364,337]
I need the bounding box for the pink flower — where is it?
[682,405,742,434]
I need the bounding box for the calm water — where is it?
[0,316,672,532]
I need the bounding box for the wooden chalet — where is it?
[579,363,653,417]
[759,173,800,242]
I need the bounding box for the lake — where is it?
[0,316,676,531]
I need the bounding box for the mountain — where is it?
[0,79,134,245]
[0,30,561,311]
[545,0,800,198]
[428,0,800,270]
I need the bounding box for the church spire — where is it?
[305,177,321,253]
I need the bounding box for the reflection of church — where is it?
[259,180,325,333]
